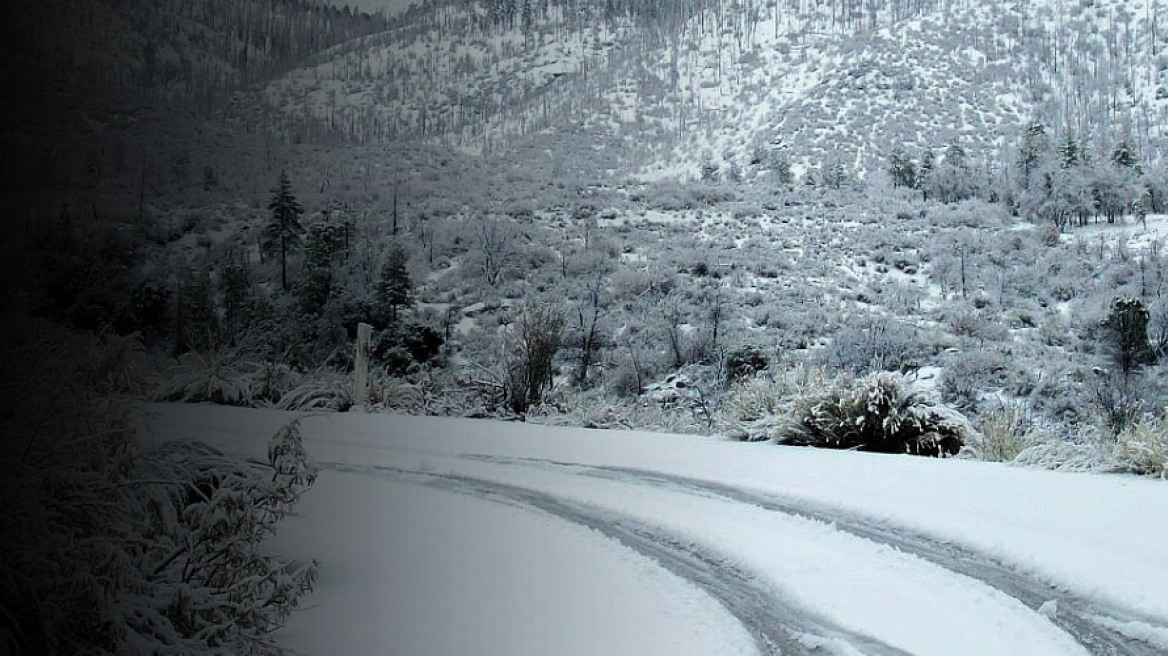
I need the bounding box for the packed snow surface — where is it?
[141,404,1168,655]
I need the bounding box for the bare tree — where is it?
[506,302,565,415]
[662,292,687,369]
[571,275,609,387]
[474,214,515,287]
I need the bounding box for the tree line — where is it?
[886,120,1164,229]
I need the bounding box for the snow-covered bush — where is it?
[153,350,262,405]
[724,345,770,382]
[776,372,975,456]
[1113,411,1168,478]
[821,317,935,374]
[717,366,833,441]
[1013,439,1113,472]
[277,369,353,411]
[1,326,317,654]
[370,374,424,412]
[966,403,1035,462]
[526,387,707,436]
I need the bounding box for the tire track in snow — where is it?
[319,461,912,656]
[466,455,1165,656]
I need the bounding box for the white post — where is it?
[353,323,372,411]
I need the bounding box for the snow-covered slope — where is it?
[143,403,1168,655]
[228,0,1168,179]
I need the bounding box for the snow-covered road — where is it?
[140,404,1168,655]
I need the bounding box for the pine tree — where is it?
[1059,133,1079,169]
[929,139,974,203]
[377,243,414,325]
[888,148,917,189]
[918,149,936,201]
[264,171,306,292]
[1103,297,1155,377]
[1017,120,1049,191]
[944,139,967,170]
[297,216,350,315]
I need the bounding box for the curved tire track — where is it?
[465,455,1166,656]
[321,461,912,656]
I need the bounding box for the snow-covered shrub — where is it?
[940,351,998,411]
[251,361,301,404]
[717,366,832,441]
[526,387,706,436]
[1086,369,1158,437]
[370,373,424,412]
[277,369,353,411]
[776,372,975,456]
[724,345,770,382]
[1112,411,1168,478]
[943,303,1011,343]
[966,403,1035,462]
[121,425,319,652]
[940,348,1032,412]
[821,317,934,374]
[1013,439,1112,472]
[2,326,317,655]
[153,350,261,405]
[77,330,158,396]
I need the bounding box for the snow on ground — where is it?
[1066,213,1168,252]
[140,404,1168,655]
[273,470,754,656]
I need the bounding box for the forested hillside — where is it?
[1,0,390,111]
[222,0,1168,182]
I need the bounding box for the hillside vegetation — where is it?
[5,0,1168,475]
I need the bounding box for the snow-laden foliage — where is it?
[965,403,1037,462]
[1012,440,1116,473]
[526,387,709,436]
[276,370,353,412]
[716,366,834,442]
[1113,411,1168,478]
[153,350,263,406]
[1,325,317,654]
[777,372,975,457]
[370,375,425,412]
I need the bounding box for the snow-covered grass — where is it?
[143,403,1168,656]
[967,403,1037,462]
[1114,411,1168,478]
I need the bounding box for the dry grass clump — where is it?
[1113,411,1168,478]
[966,403,1036,462]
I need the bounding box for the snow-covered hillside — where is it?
[228,0,1168,178]
[144,403,1168,655]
